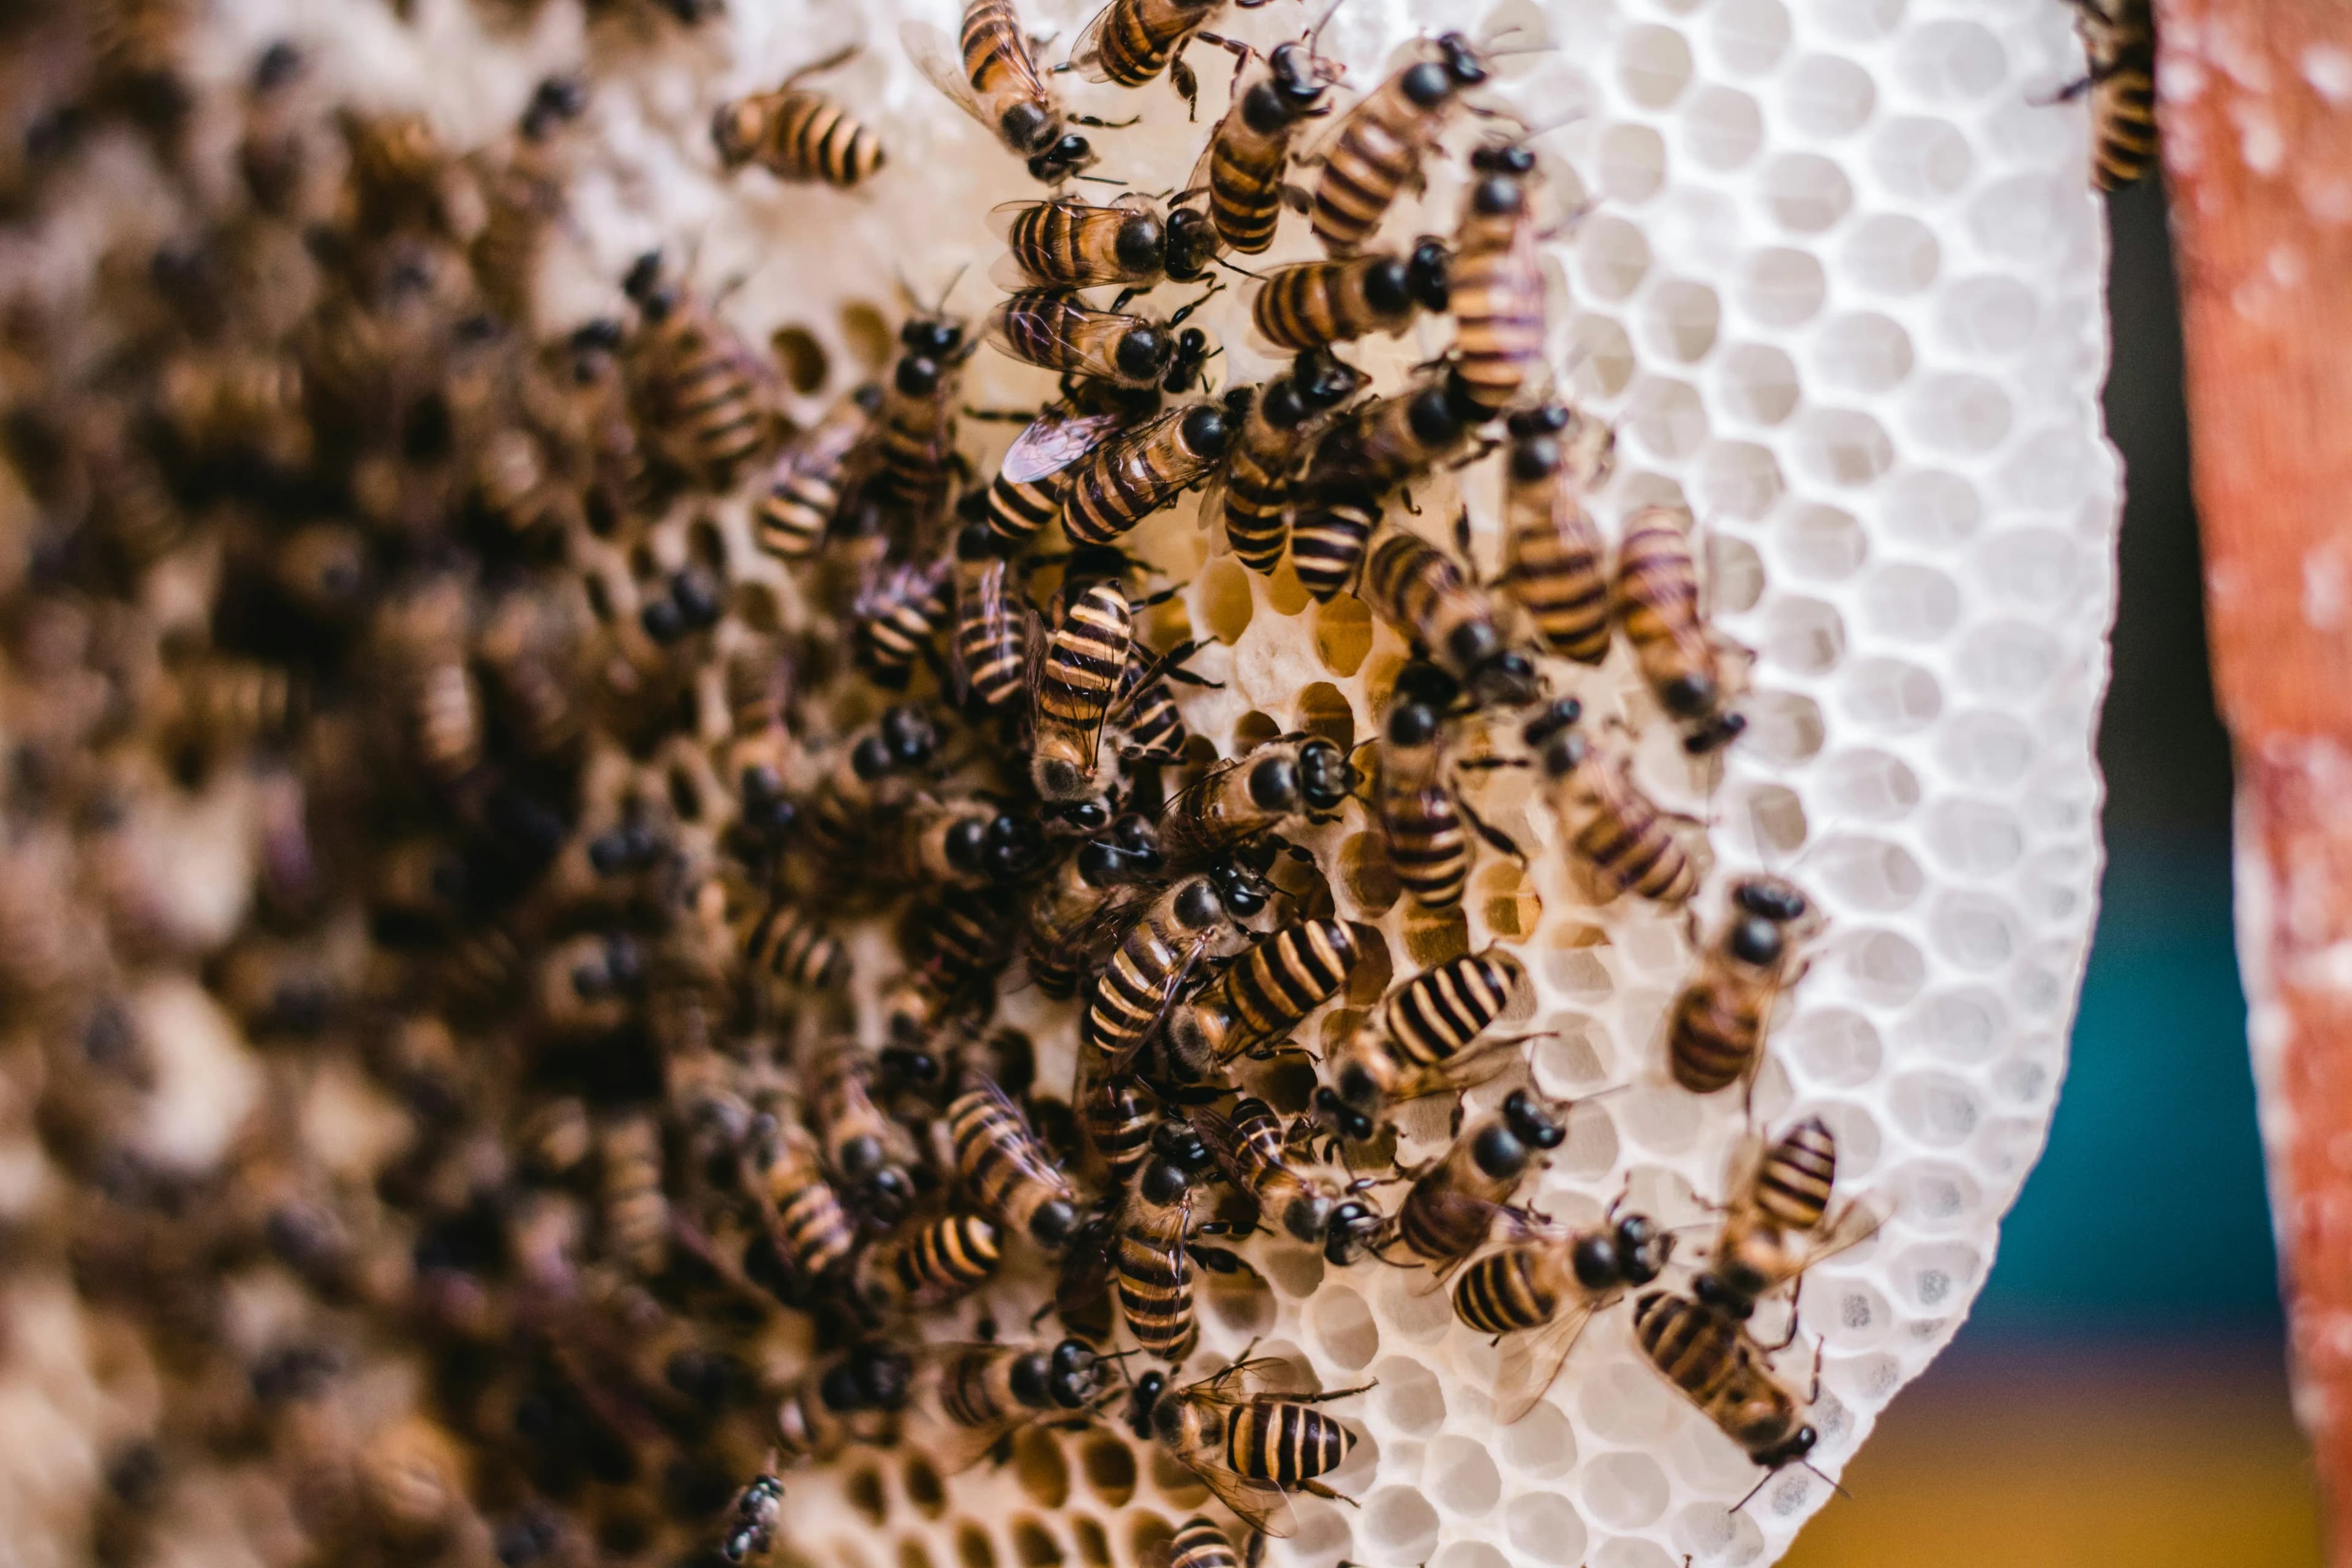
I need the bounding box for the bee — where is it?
[1030,579,1134,812]
[1611,504,1747,753]
[712,46,888,188]
[1213,349,1362,575]
[1499,403,1613,663]
[1115,646,1191,764]
[1024,816,1165,999]
[946,1077,1082,1250]
[1082,862,1270,1065]
[1527,703,1701,906]
[1161,918,1359,1080]
[534,931,646,1039]
[744,897,850,989]
[473,76,592,323]
[854,1211,1004,1313]
[600,1113,669,1276]
[910,1338,1111,1472]
[1158,1518,1251,1568]
[1058,400,1238,546]
[1199,1098,1384,1262]
[775,1343,916,1461]
[1310,32,1489,254]
[902,0,1121,183]
[1375,691,1480,911]
[1384,1088,1564,1273]
[1289,494,1381,604]
[744,1110,858,1280]
[804,704,940,856]
[812,1038,919,1219]
[1251,239,1451,351]
[752,383,883,562]
[1129,1354,1370,1537]
[373,575,484,789]
[1634,1291,1825,1480]
[1363,526,1540,708]
[946,524,1030,714]
[1668,876,1819,1099]
[1317,948,1526,1139]
[870,307,973,529]
[893,797,1046,889]
[1454,1210,1675,1423]
[1193,37,1343,254]
[981,398,1149,547]
[2057,0,2157,190]
[986,289,1210,392]
[1156,735,1355,865]
[992,195,1219,290]
[904,883,1022,1011]
[157,653,306,750]
[1111,1145,1205,1360]
[1703,1116,1883,1321]
[622,252,778,487]
[715,1474,784,1564]
[1449,139,1549,416]
[855,554,954,687]
[1071,0,1257,111]
[1300,366,1485,520]
[1080,1068,1164,1186]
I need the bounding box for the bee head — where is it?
[1522,696,1583,750]
[1727,915,1785,967]
[1030,1197,1078,1249]
[879,704,937,767]
[1126,1371,1167,1439]
[1027,133,1096,181]
[1316,1082,1378,1143]
[1756,1424,1820,1471]
[1617,1215,1674,1284]
[1407,237,1453,311]
[1660,670,1719,718]
[1164,206,1219,282]
[1325,1199,1384,1265]
[1298,738,1355,811]
[1114,325,1170,385]
[1282,1190,1335,1246]
[1684,712,1749,754]
[622,250,664,304]
[1436,32,1489,86]
[1502,1088,1567,1150]
[1294,347,1362,410]
[1734,876,1810,923]
[1048,1339,1104,1408]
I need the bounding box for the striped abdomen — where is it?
[1164,1517,1243,1568]
[1363,529,1490,662]
[1207,116,1287,252]
[1382,950,1514,1068]
[1449,206,1545,414]
[744,900,847,989]
[1114,1216,1197,1360]
[1083,1074,1157,1180]
[1085,917,1189,1057]
[1209,919,1357,1050]
[1504,486,1610,663]
[646,318,770,482]
[1059,418,1212,545]
[859,565,952,682]
[1222,412,1297,573]
[1252,257,1408,350]
[1453,1243,1561,1336]
[774,1172,855,1276]
[984,469,1067,544]
[954,559,1027,710]
[1038,583,1131,736]
[1665,976,1764,1093]
[946,1087,1072,1242]
[1290,496,1376,601]
[1635,1291,1741,1404]
[1224,1401,1354,1485]
[1379,777,1468,908]
[873,381,957,519]
[1611,507,1713,691]
[1575,767,1698,905]
[1087,0,1218,86]
[1311,91,1431,254]
[2091,64,2157,189]
[720,91,884,187]
[1116,651,1186,762]
[1755,1117,1836,1230]
[881,1213,1001,1308]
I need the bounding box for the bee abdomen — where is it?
[1040,586,1131,723]
[1635,1292,1738,1400]
[889,1213,1001,1305]
[984,472,1065,545]
[745,902,848,989]
[1166,1517,1243,1568]
[1221,919,1357,1043]
[1226,1402,1352,1485]
[2092,68,2158,189]
[780,94,886,187]
[1454,1246,1555,1335]
[1666,984,1761,1094]
[753,471,836,561]
[1222,449,1291,574]
[1757,1117,1837,1228]
[1084,927,1180,1054]
[777,1182,855,1276]
[1113,1234,1197,1358]
[1291,497,1376,602]
[1209,135,1283,252]
[1509,505,1611,662]
[1385,950,1513,1066]
[1385,788,1469,908]
[1577,789,1697,904]
[1314,116,1415,253]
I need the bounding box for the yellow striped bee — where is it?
[854,553,954,688]
[1072,0,1265,111]
[1667,876,1818,1098]
[991,195,1219,290]
[1197,1097,1385,1262]
[1029,579,1134,814]
[1057,399,1237,545]
[870,309,974,530]
[1363,526,1540,708]
[1499,403,1613,663]
[742,896,849,989]
[1079,1066,1163,1186]
[1387,1089,1564,1278]
[1158,918,1359,1080]
[599,1112,669,1276]
[1109,1143,1206,1360]
[1449,139,1548,416]
[1526,702,1700,907]
[774,1343,916,1461]
[1082,862,1270,1065]
[1613,504,1747,753]
[713,45,888,188]
[372,575,484,790]
[908,1338,1111,1472]
[752,383,883,563]
[1155,1517,1251,1568]
[2056,0,2157,190]
[1251,239,1450,352]
[949,524,1030,712]
[744,1108,859,1280]
[1191,37,1344,254]
[1156,734,1355,864]
[803,704,940,857]
[946,1076,1080,1248]
[1129,1354,1370,1539]
[1310,32,1488,254]
[1375,689,1478,911]
[981,395,1150,546]
[986,290,1207,392]
[1023,816,1164,999]
[1703,1116,1883,1321]
[1634,1290,1826,1482]
[1455,1210,1674,1423]
[902,0,1125,183]
[1211,349,1362,575]
[621,252,779,488]
[1316,949,1526,1140]
[855,1211,1003,1313]
[812,1037,920,1220]
[714,1474,784,1564]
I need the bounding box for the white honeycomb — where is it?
[2,0,2117,1566]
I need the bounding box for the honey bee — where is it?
[1375,690,1484,911]
[534,930,646,1040]
[1029,579,1134,812]
[1157,1517,1252,1568]
[1309,32,1489,254]
[1499,403,1613,663]
[743,896,850,989]
[870,307,973,529]
[1454,1209,1675,1422]
[1198,1098,1384,1262]
[1108,1144,1206,1360]
[774,1343,916,1461]
[909,1338,1111,1472]
[981,397,1149,547]
[1362,527,1540,708]
[1024,816,1164,999]
[1193,37,1343,254]
[854,1211,1004,1313]
[1129,1354,1370,1538]
[752,383,883,562]
[1076,0,1268,111]
[1057,400,1237,546]
[1611,504,1747,753]
[992,195,1219,290]
[1156,735,1355,864]
[948,524,1030,714]
[1526,703,1700,907]
[1317,948,1526,1139]
[1385,1088,1564,1275]
[715,1474,784,1564]
[713,46,888,188]
[854,553,954,687]
[804,704,939,856]
[1289,494,1381,605]
[1212,349,1362,575]
[944,1076,1080,1250]
[986,289,1212,393]
[622,251,778,488]
[1251,239,1450,351]
[1634,1290,1826,1482]
[1159,918,1359,1080]
[472,75,592,323]
[892,797,1046,889]
[743,1109,858,1280]
[1667,876,1819,1099]
[1115,647,1191,764]
[1080,1068,1164,1186]
[1082,861,1270,1065]
[1703,1116,1882,1321]
[1449,139,1548,416]
[600,1113,669,1276]
[902,0,1121,183]
[1299,365,1486,523]
[903,883,1022,1011]
[812,1037,919,1219]
[2056,0,2157,190]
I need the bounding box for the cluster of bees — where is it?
[0,0,2152,1563]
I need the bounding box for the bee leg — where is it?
[1068,112,1144,130]
[1172,55,1200,119]
[1398,486,1420,516]
[1189,1242,1247,1273]
[782,42,861,86]
[1458,796,1526,866]
[1298,1481,1359,1506]
[1759,1278,1807,1355]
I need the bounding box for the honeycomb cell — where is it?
[1716,342,1800,425]
[1890,1071,1981,1149]
[1600,123,1671,203]
[1923,797,2026,876]
[901,1540,940,1568]
[1297,682,1355,752]
[1812,312,1915,394]
[1764,153,1855,233]
[1743,690,1826,766]
[1778,503,1868,582]
[1205,1257,1276,1335]
[1907,374,2015,456]
[1620,24,1696,108]
[1504,1490,1591,1566]
[1700,442,1785,520]
[1428,1434,1503,1515]
[1123,1514,1174,1568]
[1781,53,1879,139]
[1403,902,1472,966]
[1708,0,1792,75]
[1616,1081,1707,1155]
[1363,1487,1442,1559]
[905,1457,947,1519]
[1578,1358,1686,1446]
[1232,708,1284,752]
[1008,1518,1061,1567]
[1742,782,1809,858]
[1627,377,1711,458]
[1369,1354,1447,1436]
[1909,987,2007,1066]
[1684,88,1765,170]
[1937,273,2040,358]
[955,1524,995,1568]
[1841,210,1942,292]
[1068,1519,1109,1568]
[1436,1546,1512,1568]
[1313,595,1371,677]
[1897,19,2009,102]
[1761,595,1845,675]
[1955,620,2062,703]
[1480,860,1542,939]
[840,301,892,369]
[1078,1436,1135,1507]
[1580,216,1654,300]
[1787,1008,1884,1088]
[1844,928,1928,1005]
[772,324,829,394]
[1839,657,1943,733]
[1262,557,1311,616]
[1574,312,1640,398]
[1931,891,2018,971]
[1195,559,1253,645]
[1893,1240,1986,1314]
[1736,246,1824,326]
[1860,562,1961,642]
[1497,1396,1580,1478]
[1814,834,1923,913]
[1794,407,1894,486]
[1646,279,1722,363]
[1307,1285,1379,1370]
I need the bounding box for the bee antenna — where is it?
[1307,0,1350,51]
[1801,1460,1851,1499]
[1074,172,1128,186]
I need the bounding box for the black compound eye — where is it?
[1728,915,1785,967]
[1174,880,1221,927]
[943,818,989,870]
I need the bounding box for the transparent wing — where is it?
[1191,1453,1298,1540]
[905,1343,1030,1474]
[1492,1294,1604,1426]
[1105,930,1215,1074]
[966,1077,1075,1201]
[900,20,995,133]
[1001,410,1126,485]
[1400,1195,1527,1297]
[1717,1129,1766,1211]
[1191,1101,1273,1206]
[1795,1195,1887,1273]
[1068,0,1121,83]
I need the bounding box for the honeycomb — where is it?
[0,1,2118,1567]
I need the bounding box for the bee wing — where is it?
[1191,1101,1276,1208]
[914,1401,1032,1476]
[1054,1208,1118,1335]
[1717,1129,1767,1209]
[1401,1195,1525,1297]
[901,21,998,137]
[1186,106,1234,209]
[1106,930,1217,1075]
[969,1076,1076,1200]
[1001,410,1125,485]
[1796,1196,1888,1273]
[1068,0,1123,83]
[1491,1294,1604,1427]
[1191,1454,1300,1540]
[1022,604,1048,724]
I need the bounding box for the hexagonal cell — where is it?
[1571,311,1639,398]
[1068,1517,1111,1568]
[1578,216,1654,301]
[1369,1354,1447,1436]
[1698,441,1785,521]
[1599,122,1670,203]
[1263,557,1312,616]
[1905,372,2016,456]
[1817,747,1922,821]
[1872,115,1977,200]
[1195,557,1253,645]
[1504,1489,1590,1566]
[956,1523,995,1568]
[1778,503,1868,581]
[1402,901,1472,967]
[1736,246,1826,326]
[1313,595,1373,677]
[1839,213,1941,295]
[903,1455,947,1520]
[1794,406,1894,486]
[1645,279,1722,363]
[1011,1427,1068,1508]
[1479,859,1542,939]
[1008,1518,1063,1568]
[1297,681,1355,752]
[771,324,830,394]
[1937,273,2040,358]
[840,300,893,369]
[1625,376,1711,459]
[1812,312,1915,394]
[1782,52,1879,138]
[1715,342,1800,425]
[1860,562,1962,642]
[1231,708,1284,753]
[1761,595,1845,676]
[1764,152,1855,232]
[1683,86,1764,170]
[1619,23,1695,108]
[1708,0,1791,74]
[1124,1513,1176,1568]
[1078,1434,1136,1507]
[1363,1487,1442,1560]
[1897,19,2009,100]
[1338,837,1401,921]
